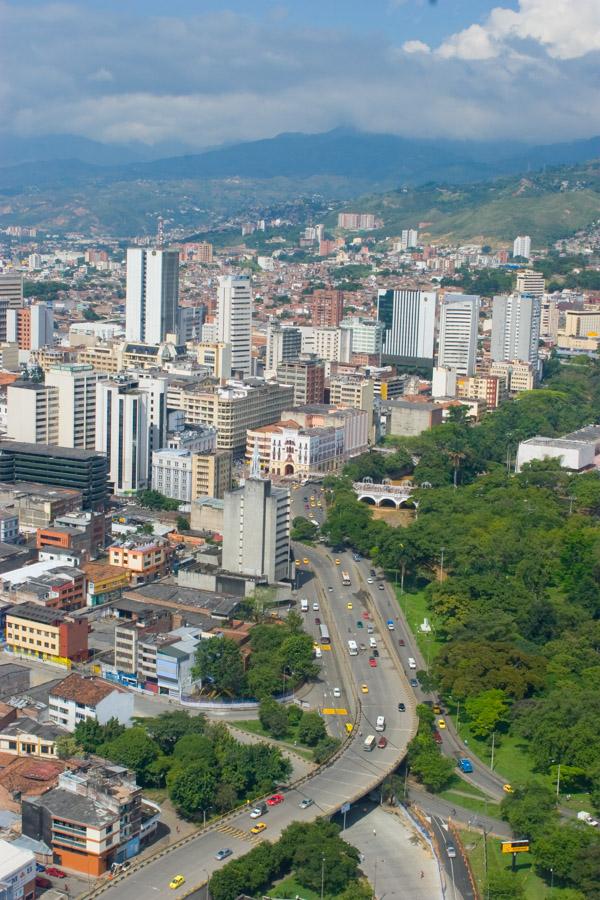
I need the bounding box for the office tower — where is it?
[7,303,54,350]
[125,248,179,344]
[0,442,108,509]
[340,317,385,356]
[377,289,437,366]
[299,326,352,363]
[216,275,252,377]
[276,358,326,405]
[513,235,531,260]
[540,297,560,340]
[516,270,544,296]
[6,381,58,444]
[266,322,302,372]
[0,274,24,342]
[96,374,167,494]
[401,229,419,250]
[45,364,99,450]
[491,294,541,365]
[177,305,205,342]
[222,453,290,583]
[437,293,480,376]
[310,289,344,327]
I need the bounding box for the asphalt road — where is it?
[429,813,476,900]
[93,523,417,899]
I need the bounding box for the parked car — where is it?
[250,803,267,818]
[35,876,52,889]
[333,687,341,698]
[409,677,419,688]
[433,731,442,744]
[46,868,66,879]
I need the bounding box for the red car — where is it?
[45,868,67,879]
[398,639,405,647]
[267,794,285,806]
[377,736,388,749]
[368,657,377,668]
[36,876,52,889]
[433,731,442,744]
[362,612,370,620]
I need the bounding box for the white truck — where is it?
[577,810,599,826]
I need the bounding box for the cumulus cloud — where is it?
[0,0,598,147]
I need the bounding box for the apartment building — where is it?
[108,538,171,585]
[222,475,290,583]
[456,374,507,410]
[190,451,232,500]
[515,269,544,295]
[196,341,232,379]
[489,360,536,393]
[299,326,352,363]
[45,364,99,450]
[309,289,344,327]
[48,674,133,732]
[7,302,53,351]
[340,317,384,356]
[151,449,193,502]
[328,375,374,413]
[6,381,59,444]
[84,562,130,608]
[0,273,24,342]
[8,567,86,612]
[5,603,88,662]
[275,358,325,405]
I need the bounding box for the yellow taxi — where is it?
[335,558,341,565]
[345,722,354,733]
[295,559,302,566]
[169,875,185,890]
[361,683,369,694]
[347,601,353,610]
[310,496,315,502]
[317,501,322,508]
[438,718,446,729]
[250,821,267,834]
[503,784,514,794]
[303,557,309,565]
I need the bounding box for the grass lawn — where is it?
[446,721,536,786]
[394,587,443,662]
[142,787,168,804]
[231,719,315,762]
[460,827,574,900]
[439,790,501,818]
[265,874,321,899]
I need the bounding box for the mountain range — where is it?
[0,128,599,238]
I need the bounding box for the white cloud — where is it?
[436,0,600,61]
[402,40,431,54]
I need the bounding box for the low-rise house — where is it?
[0,838,36,900]
[48,674,133,733]
[0,716,65,758]
[5,603,88,663]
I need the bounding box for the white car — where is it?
[315,647,322,659]
[333,687,341,698]
[367,578,373,584]
[312,602,319,611]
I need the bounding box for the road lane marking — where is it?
[321,708,348,715]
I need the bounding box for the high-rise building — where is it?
[491,294,541,365]
[7,381,59,444]
[266,322,302,372]
[437,293,480,376]
[400,229,419,250]
[310,289,344,327]
[515,269,544,296]
[191,451,232,500]
[299,326,352,363]
[276,358,325,405]
[222,462,290,583]
[340,317,385,356]
[45,364,99,450]
[177,305,205,342]
[196,341,232,379]
[96,374,167,494]
[125,248,179,345]
[0,273,24,342]
[513,235,531,259]
[0,442,108,509]
[377,289,437,366]
[216,275,252,377]
[7,302,53,350]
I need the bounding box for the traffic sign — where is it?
[501,840,530,854]
[341,802,351,814]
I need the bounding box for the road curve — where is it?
[84,542,417,899]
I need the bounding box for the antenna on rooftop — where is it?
[157,216,164,249]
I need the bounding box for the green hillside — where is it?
[335,160,600,247]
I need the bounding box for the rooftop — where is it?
[6,602,69,625]
[50,674,122,706]
[29,787,117,827]
[0,715,65,742]
[0,442,105,462]
[0,838,34,874]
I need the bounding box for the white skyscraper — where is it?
[400,229,419,250]
[491,294,541,365]
[45,363,99,449]
[513,235,531,260]
[216,275,252,377]
[96,374,168,494]
[377,289,437,366]
[437,293,480,376]
[125,248,179,345]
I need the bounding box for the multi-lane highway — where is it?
[92,499,417,899]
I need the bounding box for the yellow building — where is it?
[191,451,232,500]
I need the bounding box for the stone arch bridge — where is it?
[352,478,431,509]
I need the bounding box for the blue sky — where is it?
[1,0,599,147]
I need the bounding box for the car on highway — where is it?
[328,586,333,591]
[46,868,66,879]
[361,683,369,693]
[398,702,406,711]
[299,798,314,809]
[438,718,446,729]
[169,875,186,890]
[367,577,373,584]
[305,504,310,510]
[215,848,232,861]
[433,731,442,744]
[356,620,363,628]
[377,736,388,749]
[315,647,322,658]
[267,793,285,806]
[362,611,370,619]
[458,758,473,773]
[503,784,514,793]
[409,677,419,688]
[315,617,321,625]
[359,643,367,652]
[368,657,377,667]
[347,601,353,609]
[387,619,395,630]
[398,638,405,646]
[373,649,379,657]
[333,687,341,698]
[250,822,267,834]
[303,557,309,565]
[295,559,301,566]
[370,568,376,577]
[378,583,385,590]
[433,704,442,714]
[303,496,308,501]
[446,845,457,859]
[312,601,319,611]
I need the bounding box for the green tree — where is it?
[176,515,189,531]
[192,636,246,697]
[55,735,81,759]
[99,727,160,785]
[297,712,327,746]
[259,698,289,739]
[486,871,525,899]
[500,782,557,840]
[144,710,206,755]
[169,761,217,819]
[465,689,510,739]
[291,516,318,541]
[278,633,318,680]
[533,824,591,882]
[74,718,104,752]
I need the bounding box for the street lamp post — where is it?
[439,547,445,582]
[320,855,325,900]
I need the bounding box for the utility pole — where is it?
[439,546,445,582]
[556,762,561,799]
[490,732,495,771]
[456,699,460,736]
[320,855,325,900]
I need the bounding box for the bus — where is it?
[347,640,358,656]
[341,571,351,586]
[319,623,331,645]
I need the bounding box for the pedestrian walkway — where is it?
[216,823,264,845]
